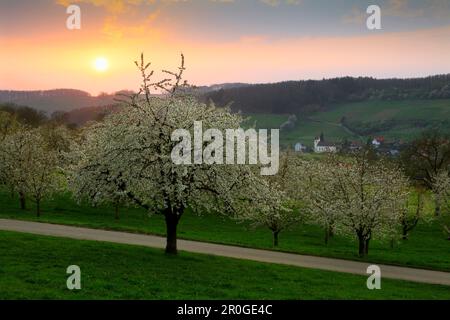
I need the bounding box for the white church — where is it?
[313,135,337,153]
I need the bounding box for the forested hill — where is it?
[204,75,450,114]
[0,84,249,114]
[0,89,119,114]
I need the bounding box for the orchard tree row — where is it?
[1,55,449,257]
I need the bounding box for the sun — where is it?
[93,57,109,72]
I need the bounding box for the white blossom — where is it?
[0,126,68,215]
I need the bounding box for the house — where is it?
[378,141,403,157]
[372,139,381,147]
[349,140,363,151]
[372,136,385,148]
[314,135,337,153]
[389,149,400,156]
[294,142,307,153]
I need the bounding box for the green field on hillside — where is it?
[1,231,449,300]
[282,119,356,147]
[313,99,450,123]
[1,190,449,272]
[245,99,450,147]
[245,113,356,148]
[243,113,290,129]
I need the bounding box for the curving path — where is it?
[1,218,449,286]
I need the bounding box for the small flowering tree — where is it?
[400,130,450,215]
[0,111,21,141]
[398,190,427,240]
[0,126,67,216]
[433,170,450,239]
[23,133,66,216]
[296,157,340,245]
[73,54,266,254]
[327,151,409,256]
[70,144,130,220]
[0,128,30,209]
[241,153,303,247]
[0,111,22,193]
[72,180,129,220]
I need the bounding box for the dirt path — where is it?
[1,218,449,286]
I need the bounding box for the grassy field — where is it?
[243,113,290,129]
[245,99,450,147]
[312,99,450,123]
[1,230,449,300]
[1,190,449,272]
[245,113,354,148]
[282,119,356,147]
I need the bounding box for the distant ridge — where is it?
[204,74,450,114]
[3,75,450,116]
[0,83,250,114]
[0,89,116,114]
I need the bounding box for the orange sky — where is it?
[1,0,450,95]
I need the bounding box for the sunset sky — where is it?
[1,0,450,95]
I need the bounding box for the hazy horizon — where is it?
[3,71,450,98]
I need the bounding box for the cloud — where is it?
[341,6,366,25]
[259,0,302,6]
[342,0,450,25]
[57,0,302,12]
[427,0,450,19]
[56,0,144,14]
[56,0,165,39]
[101,10,161,40]
[56,0,304,39]
[384,0,424,18]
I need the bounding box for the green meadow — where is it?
[1,231,449,300]
[1,189,449,272]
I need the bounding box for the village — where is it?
[294,133,406,156]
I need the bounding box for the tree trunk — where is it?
[444,225,450,241]
[358,236,365,257]
[272,230,279,247]
[114,204,120,220]
[19,192,26,210]
[435,198,441,216]
[324,227,329,245]
[402,224,408,240]
[328,225,334,238]
[358,234,369,257]
[165,212,180,254]
[364,238,370,256]
[36,199,40,217]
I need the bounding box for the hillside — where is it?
[0,89,117,114]
[247,99,450,147]
[3,75,450,116]
[2,76,449,143]
[206,75,450,115]
[0,83,249,115]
